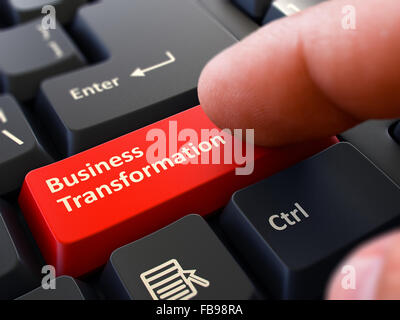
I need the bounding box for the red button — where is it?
[19,106,337,277]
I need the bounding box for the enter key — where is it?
[37,0,237,156]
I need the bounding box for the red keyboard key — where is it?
[19,106,337,277]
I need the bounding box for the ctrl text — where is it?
[268,202,310,231]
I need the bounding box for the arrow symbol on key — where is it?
[130,51,176,77]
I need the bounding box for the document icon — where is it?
[140,259,210,300]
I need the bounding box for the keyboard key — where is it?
[19,105,337,277]
[263,0,325,24]
[232,0,271,22]
[341,120,400,186]
[38,0,236,156]
[220,143,400,299]
[3,0,86,24]
[17,276,95,300]
[0,95,52,195]
[101,215,258,300]
[0,18,85,101]
[198,0,259,39]
[0,199,41,299]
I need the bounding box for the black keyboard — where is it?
[1,0,400,301]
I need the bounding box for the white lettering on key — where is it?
[70,78,120,100]
[1,130,24,145]
[268,203,309,231]
[0,109,7,123]
[36,23,63,60]
[48,41,64,58]
[0,109,24,145]
[36,24,50,40]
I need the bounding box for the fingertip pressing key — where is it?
[198,0,400,147]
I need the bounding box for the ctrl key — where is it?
[221,142,400,299]
[100,214,258,300]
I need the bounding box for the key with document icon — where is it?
[140,259,210,300]
[100,214,259,299]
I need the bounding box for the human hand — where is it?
[198,0,400,299]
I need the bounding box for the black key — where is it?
[0,18,85,101]
[220,143,400,299]
[341,120,400,186]
[198,0,259,39]
[17,276,95,300]
[101,215,258,300]
[2,0,86,24]
[0,199,41,299]
[38,0,236,156]
[0,95,52,195]
[392,121,400,144]
[232,0,271,22]
[263,0,324,24]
